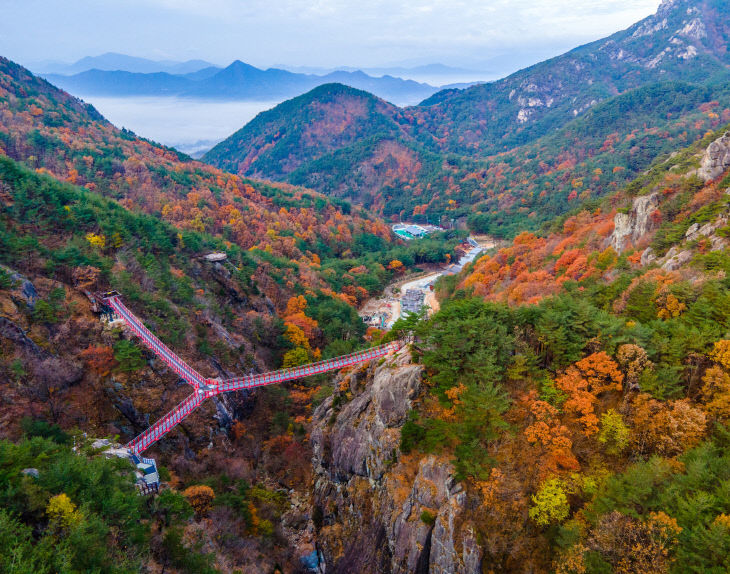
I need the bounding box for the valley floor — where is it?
[360,236,496,328]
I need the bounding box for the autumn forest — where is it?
[4,0,730,572]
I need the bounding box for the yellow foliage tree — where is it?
[657,293,687,320]
[282,347,309,368]
[616,344,651,388]
[85,232,106,249]
[285,295,308,316]
[710,340,730,370]
[598,409,630,456]
[111,232,124,248]
[46,493,81,531]
[701,366,730,421]
[529,478,570,527]
[284,323,310,350]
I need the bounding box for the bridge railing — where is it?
[217,341,400,392]
[127,391,204,453]
[106,296,206,388]
[104,292,404,454]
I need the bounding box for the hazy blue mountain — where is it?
[43,60,440,104]
[363,63,486,78]
[184,60,308,98]
[33,52,216,75]
[45,69,193,96]
[180,66,225,81]
[315,70,436,103]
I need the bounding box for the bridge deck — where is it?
[106,296,206,388]
[103,295,400,454]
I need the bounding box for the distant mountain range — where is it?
[42,59,450,105]
[280,62,491,82]
[31,52,216,75]
[34,53,485,79]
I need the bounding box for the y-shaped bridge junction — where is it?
[101,293,400,454]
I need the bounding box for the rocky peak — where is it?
[618,0,728,70]
[657,0,684,18]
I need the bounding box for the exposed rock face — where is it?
[0,264,38,307]
[661,246,694,271]
[429,485,481,574]
[659,212,730,270]
[640,247,657,266]
[609,193,660,253]
[699,132,730,182]
[209,261,249,304]
[0,313,82,389]
[309,348,481,573]
[318,352,420,482]
[685,215,729,245]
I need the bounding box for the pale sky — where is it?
[1,0,662,71]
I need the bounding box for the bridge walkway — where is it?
[101,294,400,454]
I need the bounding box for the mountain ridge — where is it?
[204,0,730,234]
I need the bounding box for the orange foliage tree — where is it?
[629,394,706,457]
[79,345,117,377]
[521,392,579,478]
[556,352,623,436]
[388,259,405,273]
[183,485,215,516]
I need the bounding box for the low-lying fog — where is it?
[79,96,280,157]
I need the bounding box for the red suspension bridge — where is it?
[102,293,401,455]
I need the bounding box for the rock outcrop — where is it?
[660,212,730,270]
[312,349,421,482]
[660,246,694,271]
[609,193,660,253]
[0,267,83,389]
[309,348,481,574]
[684,214,729,247]
[699,132,730,182]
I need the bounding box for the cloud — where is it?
[1,0,662,69]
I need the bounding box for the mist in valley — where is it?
[81,95,279,156]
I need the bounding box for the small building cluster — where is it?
[362,311,389,329]
[401,289,425,315]
[91,439,160,495]
[392,223,442,240]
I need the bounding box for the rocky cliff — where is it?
[609,130,730,267]
[609,192,660,253]
[699,131,730,181]
[305,348,481,574]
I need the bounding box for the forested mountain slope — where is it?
[0,53,464,469]
[413,0,730,155]
[0,56,464,311]
[6,120,730,573]
[362,126,730,572]
[0,155,307,571]
[0,56,462,571]
[205,0,730,236]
